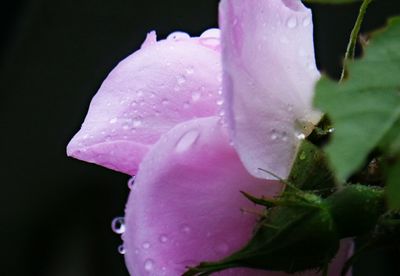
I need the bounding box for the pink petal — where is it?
[67,30,222,175]
[122,117,283,275]
[219,0,322,179]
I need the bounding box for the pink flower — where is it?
[67,0,350,275]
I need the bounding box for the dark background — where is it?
[1,1,400,275]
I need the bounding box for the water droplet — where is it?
[161,99,169,105]
[181,224,191,234]
[131,101,137,107]
[167,31,190,41]
[191,92,201,102]
[159,235,168,243]
[296,133,306,140]
[177,75,186,85]
[185,66,194,75]
[111,217,125,234]
[219,110,225,117]
[270,129,278,141]
[328,128,335,133]
[175,130,200,153]
[128,176,136,189]
[133,118,142,127]
[118,244,126,254]
[282,131,288,142]
[216,99,224,106]
[200,28,220,38]
[109,118,118,124]
[287,17,297,29]
[144,259,154,272]
[183,102,190,109]
[142,242,151,249]
[136,90,144,97]
[302,17,311,27]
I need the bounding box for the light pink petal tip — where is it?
[123,117,283,275]
[67,30,222,175]
[220,0,322,179]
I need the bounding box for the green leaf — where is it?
[387,160,400,210]
[314,17,400,181]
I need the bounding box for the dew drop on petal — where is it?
[142,242,151,249]
[167,31,190,41]
[159,235,168,243]
[185,66,194,75]
[191,92,201,102]
[181,224,191,234]
[176,75,186,85]
[296,133,306,140]
[133,118,142,127]
[302,17,311,27]
[287,17,298,29]
[216,99,224,106]
[144,259,154,272]
[175,130,200,153]
[200,28,220,38]
[118,244,126,254]
[111,217,125,234]
[127,176,136,189]
[109,118,118,124]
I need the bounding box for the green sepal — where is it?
[184,191,339,275]
[288,140,337,196]
[184,185,385,275]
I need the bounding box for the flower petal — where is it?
[122,117,282,275]
[220,0,321,179]
[67,31,222,175]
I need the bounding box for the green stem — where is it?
[340,0,372,82]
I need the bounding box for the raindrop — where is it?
[159,235,168,243]
[118,244,126,254]
[133,118,142,127]
[175,130,200,153]
[270,129,278,141]
[136,90,144,97]
[328,128,335,133]
[200,28,220,38]
[191,92,201,102]
[282,131,288,142]
[161,99,169,105]
[302,17,311,27]
[181,224,191,234]
[185,66,194,75]
[111,217,125,234]
[176,75,186,85]
[167,31,190,41]
[183,102,190,109]
[109,118,118,124]
[128,176,136,189]
[144,259,154,272]
[287,17,298,29]
[216,99,224,106]
[296,133,306,140]
[142,242,151,249]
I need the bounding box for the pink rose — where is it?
[67,0,350,275]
